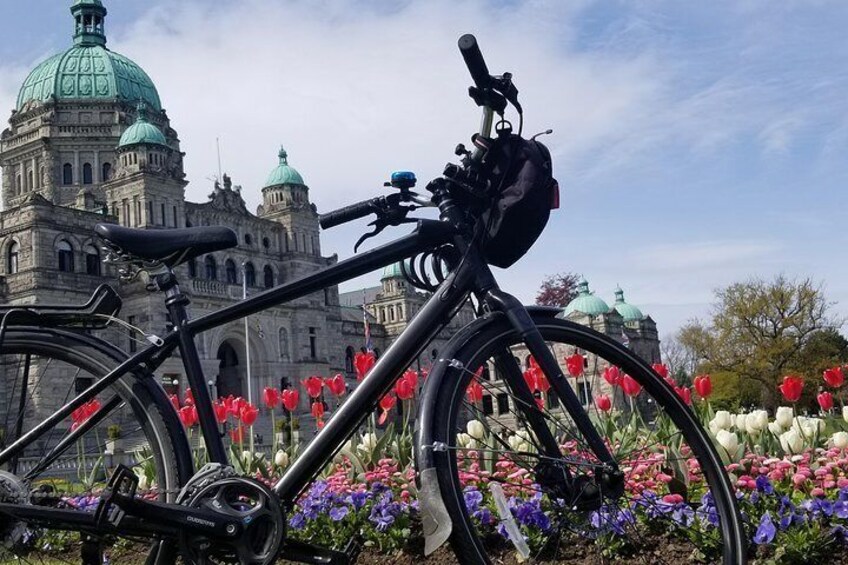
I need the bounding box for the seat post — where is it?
[156,271,229,464]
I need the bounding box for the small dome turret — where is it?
[381,262,404,280]
[564,278,610,317]
[118,104,167,148]
[264,146,305,188]
[612,286,644,322]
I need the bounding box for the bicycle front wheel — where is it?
[429,315,746,564]
[0,328,192,564]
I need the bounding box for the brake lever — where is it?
[353,194,417,252]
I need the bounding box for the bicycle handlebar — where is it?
[458,34,491,88]
[318,197,383,230]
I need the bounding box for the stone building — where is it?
[0,1,659,442]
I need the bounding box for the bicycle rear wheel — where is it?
[0,328,192,564]
[429,315,746,564]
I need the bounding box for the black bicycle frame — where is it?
[0,217,614,511]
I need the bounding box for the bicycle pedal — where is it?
[93,464,138,529]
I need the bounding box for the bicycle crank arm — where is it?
[96,492,243,539]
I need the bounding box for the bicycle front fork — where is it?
[484,289,616,467]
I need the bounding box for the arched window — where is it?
[8,241,20,274]
[225,259,237,284]
[245,234,253,246]
[345,346,355,374]
[15,175,21,194]
[63,163,73,185]
[82,163,93,184]
[205,256,217,280]
[27,169,34,190]
[263,265,274,289]
[188,258,197,278]
[101,162,112,182]
[245,263,256,287]
[84,245,100,276]
[57,240,74,272]
[262,237,270,249]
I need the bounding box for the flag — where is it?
[363,293,373,352]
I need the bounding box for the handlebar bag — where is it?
[478,132,558,268]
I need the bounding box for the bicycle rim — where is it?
[432,317,745,564]
[0,330,189,564]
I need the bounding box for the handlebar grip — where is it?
[319,198,380,230]
[458,34,491,88]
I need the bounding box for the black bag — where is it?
[477,132,559,268]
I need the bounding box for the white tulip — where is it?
[832,432,848,449]
[746,410,769,435]
[775,406,794,429]
[711,410,732,431]
[767,421,783,436]
[507,434,530,453]
[357,432,379,456]
[843,406,848,424]
[466,419,486,441]
[734,414,748,433]
[457,433,478,450]
[715,430,739,458]
[137,473,150,491]
[779,429,804,454]
[274,450,289,467]
[709,421,721,437]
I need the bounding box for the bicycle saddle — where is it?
[94,223,237,267]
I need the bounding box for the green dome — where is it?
[264,147,305,187]
[381,262,404,280]
[564,279,610,317]
[118,105,166,148]
[16,2,162,112]
[613,286,644,322]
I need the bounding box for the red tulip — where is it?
[596,394,612,412]
[603,366,622,387]
[537,372,551,393]
[675,385,692,405]
[466,380,484,403]
[227,396,247,417]
[523,368,539,393]
[378,393,397,425]
[281,389,300,412]
[621,374,642,397]
[565,353,584,377]
[354,351,376,381]
[168,394,180,412]
[303,376,323,399]
[652,363,669,380]
[817,391,834,412]
[178,405,198,428]
[403,369,419,388]
[311,401,325,420]
[213,400,228,424]
[325,374,347,397]
[263,387,280,409]
[395,376,415,401]
[824,367,845,388]
[184,388,195,407]
[778,375,804,403]
[229,424,246,443]
[693,374,712,399]
[239,403,259,426]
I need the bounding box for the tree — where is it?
[536,272,580,307]
[660,332,700,385]
[677,275,842,409]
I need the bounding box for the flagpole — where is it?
[243,262,252,404]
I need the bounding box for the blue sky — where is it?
[1,0,846,338]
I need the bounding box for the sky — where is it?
[1,0,846,339]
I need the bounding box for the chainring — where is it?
[0,470,29,549]
[178,476,285,565]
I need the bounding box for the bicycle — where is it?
[0,35,746,564]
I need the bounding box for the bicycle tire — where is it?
[0,328,192,564]
[427,314,746,564]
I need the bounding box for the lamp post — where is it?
[242,262,253,404]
